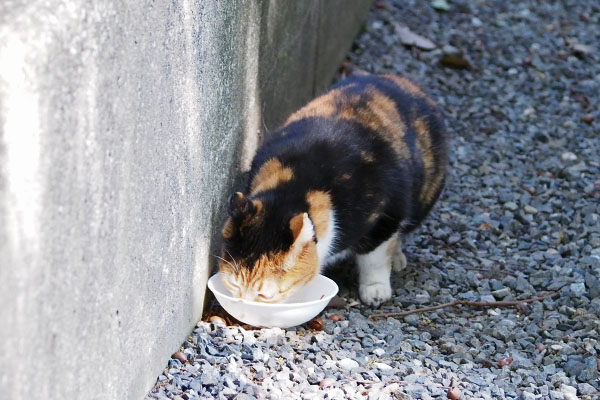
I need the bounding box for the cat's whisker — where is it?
[213,254,236,271]
[224,248,240,273]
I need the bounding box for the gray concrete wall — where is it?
[0,1,371,399]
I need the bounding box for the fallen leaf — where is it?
[319,377,337,387]
[394,23,437,51]
[573,94,590,107]
[572,43,594,58]
[440,45,472,69]
[328,314,344,322]
[171,351,187,364]
[581,114,594,124]
[327,296,347,308]
[431,0,450,11]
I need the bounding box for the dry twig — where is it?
[369,291,559,319]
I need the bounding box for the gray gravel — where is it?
[146,0,600,398]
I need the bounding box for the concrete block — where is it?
[0,1,370,399]
[316,0,374,95]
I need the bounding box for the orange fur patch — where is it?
[334,86,410,160]
[279,242,318,294]
[413,117,444,204]
[285,89,340,125]
[306,191,331,241]
[250,158,294,194]
[289,213,305,240]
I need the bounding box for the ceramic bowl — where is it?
[207,273,339,328]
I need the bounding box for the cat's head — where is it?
[218,192,318,303]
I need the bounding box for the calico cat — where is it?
[218,74,449,307]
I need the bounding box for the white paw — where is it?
[359,281,392,307]
[392,250,407,272]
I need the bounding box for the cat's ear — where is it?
[283,213,317,272]
[228,192,256,221]
[289,213,315,247]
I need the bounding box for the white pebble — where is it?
[338,358,359,370]
[374,362,393,371]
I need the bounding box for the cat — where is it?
[218,73,449,307]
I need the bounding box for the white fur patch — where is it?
[284,213,314,270]
[298,213,315,245]
[315,210,336,268]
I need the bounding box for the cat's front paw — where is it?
[359,281,392,307]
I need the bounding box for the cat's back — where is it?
[247,74,449,254]
[257,74,447,162]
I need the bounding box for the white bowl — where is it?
[207,273,339,328]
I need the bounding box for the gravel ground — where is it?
[146,1,600,399]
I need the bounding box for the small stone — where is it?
[431,0,450,11]
[373,348,385,357]
[577,383,596,395]
[578,356,599,381]
[338,358,359,370]
[560,385,577,400]
[536,343,546,352]
[570,282,586,296]
[188,379,202,393]
[404,313,420,326]
[522,392,536,400]
[504,202,518,211]
[374,362,393,371]
[561,152,577,162]
[524,205,538,215]
[492,287,512,299]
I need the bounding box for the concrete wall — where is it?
[0,1,371,399]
